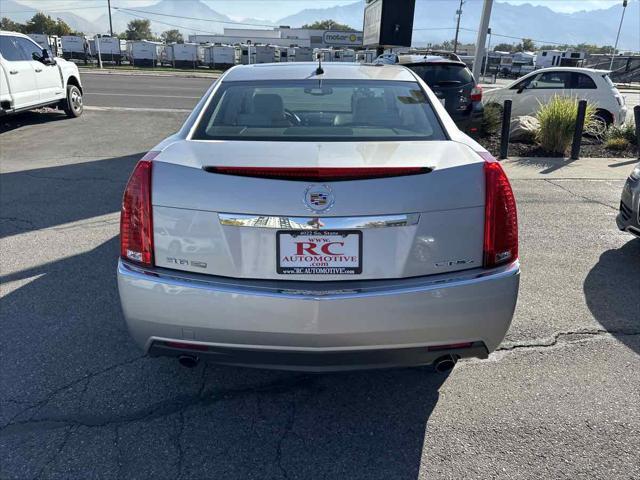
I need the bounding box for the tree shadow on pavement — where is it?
[1,154,449,479]
[0,153,142,238]
[583,238,640,355]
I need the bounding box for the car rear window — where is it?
[406,64,474,87]
[191,80,447,141]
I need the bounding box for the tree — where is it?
[125,19,153,41]
[301,19,353,31]
[515,38,535,52]
[24,13,57,35]
[161,29,183,44]
[1,17,25,33]
[22,13,71,36]
[493,43,514,53]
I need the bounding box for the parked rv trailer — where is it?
[235,44,256,65]
[356,49,377,63]
[90,37,123,64]
[203,45,235,69]
[314,48,355,63]
[61,36,91,62]
[275,46,293,62]
[254,45,277,64]
[536,50,586,68]
[163,43,204,68]
[291,46,313,62]
[28,34,63,57]
[128,40,163,67]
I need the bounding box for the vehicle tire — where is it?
[62,84,83,118]
[587,110,611,139]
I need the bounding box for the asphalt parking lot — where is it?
[1,74,639,479]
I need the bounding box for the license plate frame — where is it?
[276,230,363,275]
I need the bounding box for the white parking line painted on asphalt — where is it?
[85,106,191,113]
[86,92,201,99]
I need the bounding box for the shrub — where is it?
[535,96,594,155]
[607,123,638,145]
[605,137,630,151]
[481,103,502,137]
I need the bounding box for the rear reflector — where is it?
[480,152,518,268]
[163,341,209,352]
[427,342,473,351]
[120,152,158,266]
[204,166,431,181]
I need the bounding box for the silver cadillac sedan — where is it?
[117,63,520,372]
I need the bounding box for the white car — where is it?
[0,30,83,117]
[483,67,627,129]
[117,63,520,372]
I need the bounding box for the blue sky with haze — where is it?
[16,0,630,21]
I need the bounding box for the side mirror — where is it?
[35,49,56,66]
[516,87,525,94]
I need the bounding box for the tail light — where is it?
[120,152,158,266]
[480,152,518,268]
[470,85,482,102]
[204,166,431,181]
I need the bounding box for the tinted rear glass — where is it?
[192,80,446,142]
[407,64,474,87]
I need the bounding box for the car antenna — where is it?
[315,53,324,75]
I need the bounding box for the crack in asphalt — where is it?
[1,355,145,429]
[497,328,640,352]
[543,179,619,211]
[2,329,637,441]
[0,374,319,437]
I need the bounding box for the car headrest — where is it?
[353,96,386,124]
[253,94,284,118]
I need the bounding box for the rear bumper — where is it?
[117,260,520,371]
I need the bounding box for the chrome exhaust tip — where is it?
[433,354,457,373]
[178,355,199,368]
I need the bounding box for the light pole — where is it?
[453,0,465,53]
[609,0,628,72]
[472,0,493,81]
[107,0,114,37]
[483,27,492,80]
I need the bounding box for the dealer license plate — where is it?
[277,230,362,275]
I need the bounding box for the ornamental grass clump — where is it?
[536,96,594,155]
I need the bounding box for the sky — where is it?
[13,0,634,21]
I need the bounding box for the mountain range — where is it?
[1,0,638,49]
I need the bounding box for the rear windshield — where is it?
[191,80,446,141]
[407,64,474,87]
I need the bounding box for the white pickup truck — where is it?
[0,30,83,118]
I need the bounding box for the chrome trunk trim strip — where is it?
[218,213,420,229]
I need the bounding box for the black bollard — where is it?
[570,100,588,160]
[499,99,512,160]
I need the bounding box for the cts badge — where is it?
[303,184,335,212]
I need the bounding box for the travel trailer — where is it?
[128,40,163,67]
[203,45,235,69]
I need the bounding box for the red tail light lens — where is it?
[481,153,518,268]
[470,85,483,102]
[120,152,158,266]
[204,166,430,181]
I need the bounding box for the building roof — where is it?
[222,62,417,82]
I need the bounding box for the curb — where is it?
[79,68,221,79]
